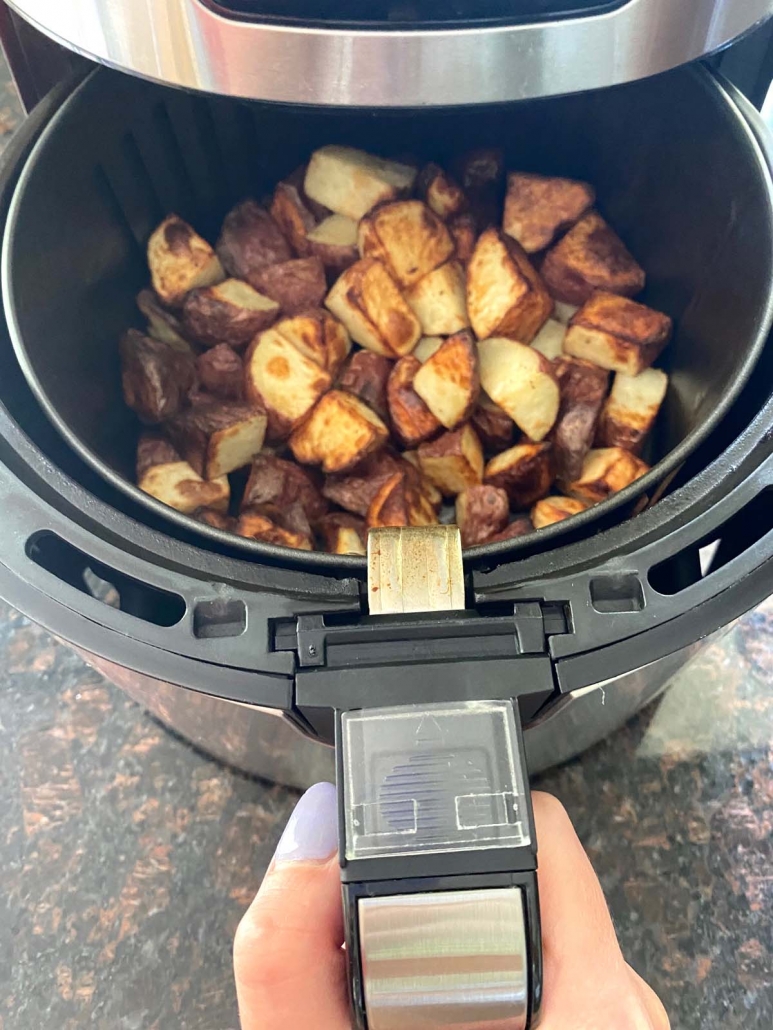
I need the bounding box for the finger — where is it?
[626,964,671,1030]
[234,783,350,1030]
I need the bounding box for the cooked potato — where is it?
[138,449,229,515]
[307,214,359,274]
[413,336,444,363]
[274,309,351,375]
[564,292,672,375]
[166,401,267,480]
[366,472,438,529]
[270,181,318,257]
[135,433,182,478]
[236,506,313,550]
[242,453,328,523]
[551,356,610,483]
[418,424,484,496]
[417,163,467,220]
[453,149,504,229]
[322,450,405,515]
[566,447,650,503]
[253,256,327,316]
[448,213,478,265]
[554,301,580,325]
[405,260,470,336]
[196,344,244,401]
[455,485,509,547]
[326,258,421,358]
[120,330,196,425]
[338,350,392,422]
[304,145,417,221]
[285,163,332,221]
[503,173,594,254]
[484,442,553,509]
[136,290,193,353]
[488,516,534,542]
[182,278,279,349]
[244,328,332,440]
[317,512,367,555]
[413,330,480,430]
[531,318,566,361]
[289,390,389,473]
[467,228,553,343]
[388,356,442,447]
[216,200,292,284]
[541,211,645,305]
[478,337,560,442]
[471,394,515,452]
[400,450,443,508]
[192,507,237,532]
[531,495,589,528]
[147,215,225,308]
[358,201,455,290]
[597,368,669,453]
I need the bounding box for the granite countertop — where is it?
[0,55,771,1030]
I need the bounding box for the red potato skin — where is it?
[456,485,509,547]
[338,350,392,423]
[241,454,328,523]
[196,344,244,401]
[165,401,265,478]
[136,432,181,479]
[120,330,196,425]
[253,257,327,316]
[270,181,318,257]
[488,517,534,543]
[387,356,442,448]
[192,508,237,532]
[472,401,515,452]
[551,357,610,484]
[317,512,367,552]
[216,200,292,281]
[322,450,405,516]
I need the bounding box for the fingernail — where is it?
[274,781,338,863]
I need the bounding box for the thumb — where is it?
[234,782,350,1030]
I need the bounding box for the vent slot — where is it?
[193,599,247,639]
[589,574,645,613]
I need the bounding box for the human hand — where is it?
[234,784,669,1029]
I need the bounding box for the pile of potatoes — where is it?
[121,144,671,554]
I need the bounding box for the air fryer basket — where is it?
[3,64,773,568]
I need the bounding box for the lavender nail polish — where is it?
[274,781,338,863]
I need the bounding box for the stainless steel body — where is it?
[5,0,773,107]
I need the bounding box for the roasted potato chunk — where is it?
[338,350,392,422]
[216,200,292,284]
[564,292,672,375]
[322,450,405,516]
[358,201,455,290]
[417,163,467,221]
[478,337,560,442]
[388,356,442,448]
[167,401,267,480]
[182,278,279,349]
[304,146,417,221]
[488,517,534,543]
[274,309,351,376]
[452,149,504,229]
[455,485,509,547]
[136,290,193,353]
[196,344,244,401]
[467,228,553,343]
[541,212,645,306]
[471,394,515,452]
[326,258,421,358]
[307,214,359,274]
[120,330,195,425]
[417,424,484,497]
[400,450,443,508]
[236,506,313,550]
[244,328,332,440]
[366,472,438,529]
[531,495,589,529]
[448,213,478,265]
[242,453,328,523]
[405,260,470,336]
[136,433,183,479]
[289,390,389,473]
[270,181,318,257]
[551,356,610,483]
[137,435,230,514]
[531,318,566,361]
[317,512,367,555]
[192,507,237,532]
[413,330,480,430]
[554,301,580,325]
[483,442,553,509]
[253,256,327,317]
[503,173,595,254]
[597,368,669,453]
[413,336,444,363]
[566,447,650,503]
[147,215,225,308]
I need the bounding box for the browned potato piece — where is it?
[167,402,267,480]
[338,350,392,422]
[531,496,589,529]
[253,256,327,317]
[182,279,279,349]
[405,260,470,336]
[400,450,443,509]
[270,181,318,257]
[449,213,478,265]
[478,337,560,442]
[452,149,504,229]
[471,394,515,452]
[136,290,193,353]
[387,356,442,448]
[326,258,422,358]
[455,485,509,547]
[285,164,332,222]
[322,450,405,516]
[413,330,480,430]
[242,453,328,523]
[120,330,196,425]
[366,472,438,529]
[566,447,650,503]
[196,344,244,401]
[244,328,332,440]
[413,337,444,363]
[307,215,359,274]
[135,433,182,477]
[418,424,484,497]
[236,506,313,550]
[554,301,580,325]
[564,292,672,375]
[274,309,351,375]
[531,318,566,361]
[318,512,367,555]
[484,442,553,509]
[193,507,237,532]
[541,212,646,306]
[147,215,225,308]
[467,228,553,343]
[216,200,292,284]
[417,163,467,220]
[358,201,455,289]
[551,356,610,483]
[488,517,534,543]
[289,390,389,473]
[137,434,229,515]
[304,146,417,221]
[597,368,669,453]
[503,173,595,254]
